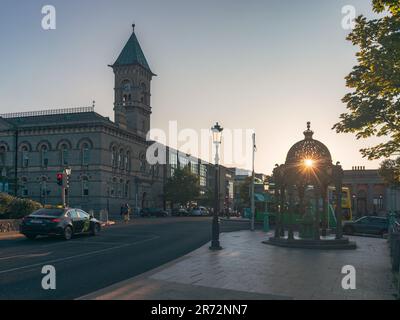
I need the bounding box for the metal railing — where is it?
[0,106,95,119]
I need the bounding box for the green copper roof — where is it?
[113,27,153,73]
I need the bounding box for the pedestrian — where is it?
[121,203,131,223]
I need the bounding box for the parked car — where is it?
[20,208,101,240]
[141,208,169,217]
[171,208,190,216]
[190,207,209,216]
[343,216,389,237]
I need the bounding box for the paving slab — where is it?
[81,230,397,300]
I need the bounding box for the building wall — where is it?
[0,121,165,217]
[343,167,400,217]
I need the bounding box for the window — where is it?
[111,146,117,167]
[68,209,79,219]
[41,145,49,167]
[200,164,207,187]
[125,151,131,171]
[373,196,384,211]
[77,210,89,219]
[21,146,29,168]
[118,150,123,169]
[61,144,69,166]
[169,150,177,176]
[122,80,132,106]
[82,177,89,196]
[82,143,90,165]
[179,154,189,169]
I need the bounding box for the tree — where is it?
[197,187,214,207]
[333,0,400,160]
[164,167,200,207]
[239,177,252,207]
[379,157,400,187]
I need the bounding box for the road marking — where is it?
[0,235,160,275]
[0,252,51,261]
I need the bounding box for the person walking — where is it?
[121,203,131,223]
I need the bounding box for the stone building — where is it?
[343,166,400,217]
[0,25,231,216]
[0,26,163,216]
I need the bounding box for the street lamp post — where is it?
[210,122,223,251]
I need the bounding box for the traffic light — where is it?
[56,173,63,186]
[65,174,70,189]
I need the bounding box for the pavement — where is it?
[81,230,397,300]
[0,217,249,299]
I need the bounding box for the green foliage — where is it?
[239,177,252,207]
[197,187,214,207]
[333,0,400,159]
[379,157,400,186]
[165,167,200,207]
[0,193,42,219]
[0,193,14,218]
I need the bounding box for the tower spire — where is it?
[132,23,135,32]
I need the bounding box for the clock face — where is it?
[123,82,132,92]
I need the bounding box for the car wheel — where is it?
[25,234,37,240]
[91,224,101,236]
[63,226,73,240]
[343,226,354,235]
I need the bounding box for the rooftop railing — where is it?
[0,106,95,119]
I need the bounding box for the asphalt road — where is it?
[0,217,249,300]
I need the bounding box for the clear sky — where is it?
[0,0,386,174]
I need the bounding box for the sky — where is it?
[0,0,387,174]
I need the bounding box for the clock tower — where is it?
[110,25,155,137]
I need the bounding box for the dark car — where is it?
[141,208,168,217]
[20,208,101,240]
[343,216,389,237]
[171,208,189,216]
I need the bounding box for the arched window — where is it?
[122,80,132,106]
[21,146,29,168]
[125,151,131,171]
[111,146,117,167]
[82,143,90,166]
[61,144,69,166]
[118,149,123,169]
[41,145,49,167]
[82,177,89,196]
